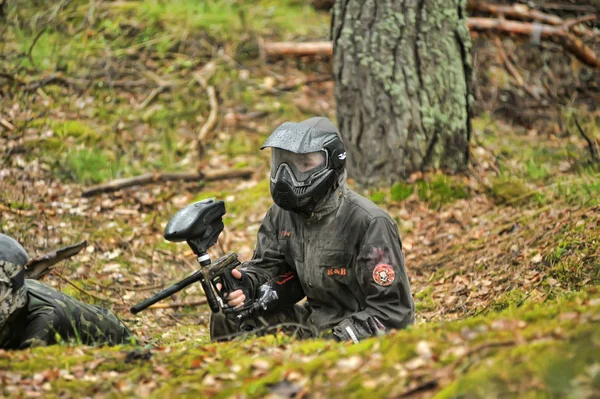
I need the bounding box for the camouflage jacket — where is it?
[0,279,135,349]
[243,186,415,336]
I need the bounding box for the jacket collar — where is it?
[306,172,346,222]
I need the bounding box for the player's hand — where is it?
[215,269,246,309]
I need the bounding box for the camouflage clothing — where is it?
[0,279,135,349]
[0,233,135,350]
[0,260,27,329]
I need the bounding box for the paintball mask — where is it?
[261,117,346,214]
[0,234,28,329]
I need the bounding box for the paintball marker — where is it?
[130,198,247,316]
[130,198,305,320]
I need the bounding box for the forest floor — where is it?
[1,1,599,398]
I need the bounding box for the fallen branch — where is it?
[147,298,208,310]
[467,0,563,26]
[467,17,600,68]
[275,76,333,92]
[261,41,333,58]
[25,240,87,280]
[261,16,599,68]
[81,168,254,197]
[19,73,153,93]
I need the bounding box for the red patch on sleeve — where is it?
[373,264,395,286]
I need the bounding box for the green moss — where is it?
[416,175,469,208]
[415,286,438,312]
[2,288,599,397]
[370,191,386,205]
[390,182,413,202]
[435,324,600,399]
[488,176,532,206]
[488,289,527,312]
[27,119,101,151]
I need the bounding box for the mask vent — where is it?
[293,186,308,195]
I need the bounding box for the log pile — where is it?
[293,0,599,68]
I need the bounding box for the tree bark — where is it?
[332,0,473,184]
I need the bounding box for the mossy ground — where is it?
[1,1,599,398]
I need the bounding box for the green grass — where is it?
[62,148,124,184]
[136,0,330,40]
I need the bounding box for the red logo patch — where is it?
[373,264,395,286]
[327,268,347,276]
[279,230,291,238]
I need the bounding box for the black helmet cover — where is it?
[261,117,346,214]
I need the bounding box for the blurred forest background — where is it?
[0,0,599,398]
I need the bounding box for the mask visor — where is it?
[271,149,327,182]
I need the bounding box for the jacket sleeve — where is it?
[241,207,290,297]
[337,216,414,339]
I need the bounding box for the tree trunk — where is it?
[332,0,473,184]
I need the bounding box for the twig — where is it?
[19,73,153,92]
[193,65,219,159]
[467,1,563,26]
[0,118,16,131]
[0,203,38,217]
[467,17,600,68]
[541,3,597,13]
[135,86,166,110]
[493,37,539,100]
[563,15,597,32]
[81,168,254,197]
[52,272,120,305]
[573,116,600,162]
[27,28,47,68]
[147,299,208,310]
[274,76,333,92]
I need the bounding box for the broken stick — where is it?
[261,41,333,58]
[81,168,254,197]
[193,62,219,159]
[25,240,88,280]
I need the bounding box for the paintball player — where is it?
[211,117,415,343]
[0,233,136,349]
